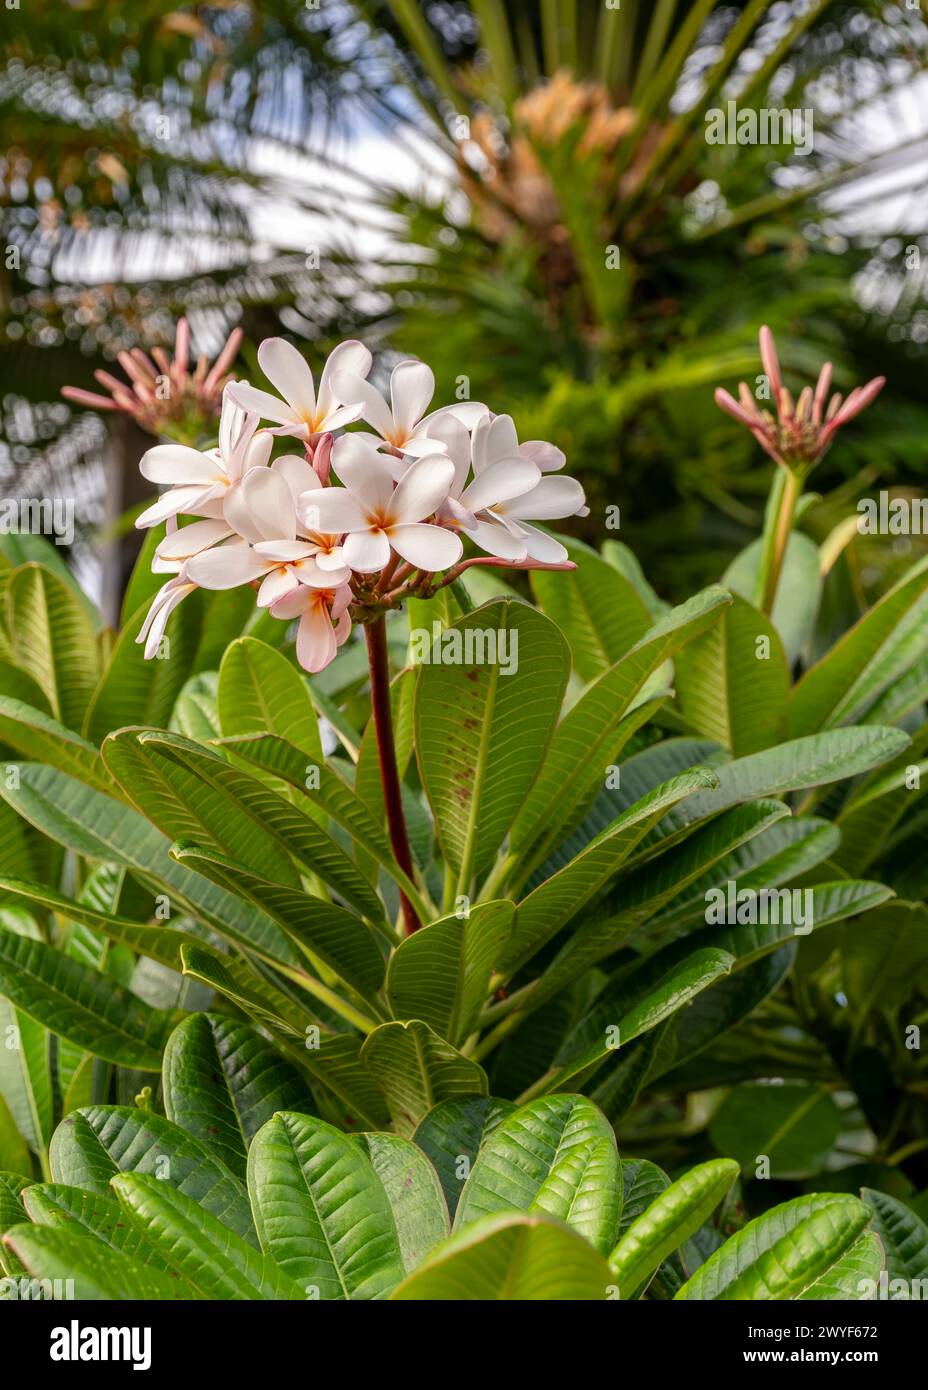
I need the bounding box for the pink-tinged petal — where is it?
[390,360,434,433]
[330,584,354,620]
[300,486,369,534]
[186,541,268,589]
[395,434,447,458]
[136,484,219,528]
[140,444,217,486]
[309,432,333,484]
[156,518,232,561]
[296,604,337,674]
[254,539,318,562]
[258,337,316,417]
[462,516,529,561]
[812,361,833,426]
[269,587,309,621]
[423,414,471,495]
[334,608,352,645]
[317,339,373,417]
[241,430,272,475]
[714,388,758,428]
[316,402,364,432]
[330,371,395,439]
[759,325,782,397]
[61,386,120,411]
[223,480,263,545]
[314,547,349,573]
[343,528,392,573]
[390,453,455,523]
[461,458,541,512]
[424,400,489,432]
[499,474,586,522]
[227,380,301,428]
[237,467,297,542]
[256,567,299,608]
[518,522,568,564]
[827,375,885,428]
[292,556,341,589]
[519,439,565,472]
[331,435,396,511]
[388,522,462,570]
[443,495,477,529]
[273,454,318,504]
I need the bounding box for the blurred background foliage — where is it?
[1,0,927,596]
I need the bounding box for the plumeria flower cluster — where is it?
[136,338,587,673]
[715,325,885,474]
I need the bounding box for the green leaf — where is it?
[0,764,299,967]
[861,1188,928,1282]
[0,697,109,791]
[843,902,928,1015]
[790,557,928,734]
[725,531,821,666]
[0,1098,33,1180]
[49,1106,256,1245]
[83,598,199,745]
[170,671,221,740]
[3,1223,196,1300]
[247,1111,405,1299]
[608,1158,739,1297]
[361,1021,488,1137]
[162,1013,316,1181]
[415,599,569,886]
[530,536,651,680]
[0,995,52,1156]
[618,1160,668,1236]
[0,1171,29,1232]
[218,637,323,760]
[455,1094,620,1254]
[111,1173,304,1300]
[512,590,732,865]
[22,1183,174,1271]
[171,845,386,997]
[412,1097,515,1217]
[710,1083,842,1179]
[675,593,789,755]
[391,1211,613,1300]
[355,1132,450,1274]
[387,901,514,1044]
[6,564,99,730]
[0,929,180,1070]
[676,1193,873,1300]
[798,1233,884,1300]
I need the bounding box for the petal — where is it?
[218,388,250,463]
[331,371,395,439]
[331,435,396,512]
[463,517,528,561]
[461,458,541,512]
[390,360,434,433]
[256,567,299,608]
[293,557,344,589]
[227,380,300,427]
[334,609,352,646]
[502,475,586,521]
[258,337,316,418]
[186,541,268,589]
[237,467,297,542]
[423,413,470,495]
[518,522,568,564]
[241,430,272,475]
[140,444,217,486]
[400,433,453,458]
[424,400,489,432]
[317,339,373,416]
[482,414,520,466]
[270,587,310,620]
[388,522,462,571]
[330,584,354,620]
[254,540,318,561]
[273,454,318,504]
[316,402,364,431]
[136,484,219,528]
[300,486,369,535]
[520,439,565,472]
[343,528,392,573]
[390,453,455,524]
[296,604,337,673]
[156,518,232,561]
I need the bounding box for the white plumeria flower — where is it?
[331,359,488,468]
[136,390,270,529]
[228,338,372,441]
[304,436,462,573]
[185,458,350,607]
[270,582,353,674]
[429,413,584,561]
[136,571,197,659]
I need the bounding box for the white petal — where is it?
[390,453,455,524]
[254,539,317,561]
[136,484,219,528]
[331,371,395,439]
[331,438,395,513]
[317,340,373,417]
[218,389,250,464]
[463,517,528,561]
[256,567,299,608]
[520,439,565,472]
[273,454,318,504]
[482,414,520,466]
[156,518,232,561]
[400,433,452,458]
[519,523,568,563]
[237,467,297,542]
[258,337,316,418]
[461,458,541,512]
[300,486,369,535]
[388,522,462,571]
[424,400,489,432]
[343,529,392,573]
[390,361,434,433]
[270,587,310,620]
[502,475,586,521]
[227,380,300,428]
[140,444,217,486]
[293,556,346,589]
[240,430,272,475]
[316,402,364,431]
[314,546,348,572]
[423,414,470,495]
[186,541,268,589]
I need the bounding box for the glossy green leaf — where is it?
[6,564,99,731]
[361,1021,488,1137]
[710,1083,842,1179]
[218,636,323,760]
[356,1132,450,1273]
[4,1222,195,1299]
[530,536,651,680]
[798,1233,884,1300]
[0,696,109,791]
[22,1183,173,1270]
[412,1097,515,1217]
[247,1111,404,1299]
[861,1188,928,1282]
[83,598,199,746]
[170,672,221,740]
[843,902,928,1015]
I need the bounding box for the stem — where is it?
[365,615,422,935]
[759,466,803,614]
